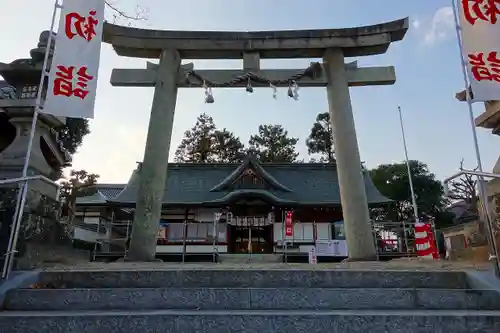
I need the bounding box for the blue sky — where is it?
[0,0,497,183]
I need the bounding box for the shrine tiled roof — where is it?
[76,184,125,205]
[99,157,391,206]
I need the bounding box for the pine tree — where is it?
[248,124,299,163]
[174,114,245,163]
[212,129,245,163]
[174,113,217,163]
[306,112,335,163]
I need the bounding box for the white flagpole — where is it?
[397,105,419,223]
[1,0,62,279]
[451,0,500,276]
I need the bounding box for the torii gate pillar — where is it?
[324,48,376,260]
[127,50,181,261]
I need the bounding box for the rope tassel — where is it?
[288,81,299,100]
[246,77,254,93]
[203,81,214,104]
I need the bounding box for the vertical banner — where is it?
[313,220,318,242]
[44,0,105,118]
[285,211,293,237]
[459,0,500,101]
[308,247,317,264]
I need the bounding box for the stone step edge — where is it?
[7,287,490,292]
[41,268,468,272]
[2,309,500,318]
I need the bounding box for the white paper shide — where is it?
[44,0,105,119]
[459,1,500,101]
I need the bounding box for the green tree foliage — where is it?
[369,161,453,227]
[174,113,245,163]
[57,118,90,157]
[248,124,299,163]
[212,129,245,163]
[174,113,216,163]
[306,112,335,163]
[59,170,99,224]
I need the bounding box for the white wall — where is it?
[73,216,111,244]
[73,227,101,243]
[165,222,226,242]
[156,245,228,253]
[195,208,222,222]
[83,216,100,224]
[273,222,330,243]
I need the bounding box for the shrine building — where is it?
[73,156,391,256]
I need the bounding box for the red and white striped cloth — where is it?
[414,222,438,259]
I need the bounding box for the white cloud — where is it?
[412,18,421,30]
[423,6,455,44]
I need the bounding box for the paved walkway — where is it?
[41,258,491,272]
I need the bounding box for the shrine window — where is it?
[20,85,37,99]
[163,222,226,243]
[332,222,345,240]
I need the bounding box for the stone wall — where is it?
[448,233,500,262]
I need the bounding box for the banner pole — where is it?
[451,0,500,276]
[398,105,419,223]
[1,0,61,280]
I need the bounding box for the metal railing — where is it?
[372,220,434,260]
[0,175,61,279]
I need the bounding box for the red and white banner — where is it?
[459,0,500,101]
[414,223,438,260]
[285,211,293,237]
[44,0,105,119]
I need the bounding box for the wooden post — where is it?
[182,208,189,263]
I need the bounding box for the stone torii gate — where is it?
[103,18,409,262]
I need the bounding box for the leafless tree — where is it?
[449,159,479,213]
[105,0,148,23]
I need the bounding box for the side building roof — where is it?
[101,157,391,207]
[76,184,125,205]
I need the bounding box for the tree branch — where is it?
[105,0,148,22]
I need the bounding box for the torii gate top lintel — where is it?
[103,17,409,59]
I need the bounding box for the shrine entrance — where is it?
[231,224,273,254]
[227,202,274,254]
[103,18,409,261]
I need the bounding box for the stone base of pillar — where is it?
[341,256,378,263]
[118,257,163,263]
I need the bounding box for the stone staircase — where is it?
[1,269,500,332]
[219,253,281,264]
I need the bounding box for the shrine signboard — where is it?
[44,0,105,119]
[459,0,500,101]
[315,240,348,257]
[285,211,293,237]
